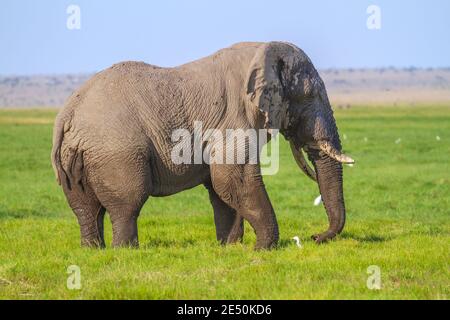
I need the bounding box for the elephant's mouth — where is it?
[290,140,354,179]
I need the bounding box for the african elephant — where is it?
[51,41,353,250]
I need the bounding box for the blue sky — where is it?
[1,0,449,75]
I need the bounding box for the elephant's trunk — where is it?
[309,147,346,243]
[288,98,351,243]
[304,106,348,242]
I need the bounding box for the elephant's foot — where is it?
[81,235,105,249]
[311,230,337,244]
[226,231,244,244]
[219,218,244,245]
[112,232,139,248]
[77,206,106,249]
[111,215,140,248]
[79,217,105,248]
[253,225,279,250]
[254,237,278,251]
[112,239,139,248]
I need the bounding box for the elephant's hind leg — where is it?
[108,206,140,248]
[92,155,152,248]
[63,184,106,248]
[204,181,244,244]
[99,195,148,249]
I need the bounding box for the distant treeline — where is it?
[1,68,449,108]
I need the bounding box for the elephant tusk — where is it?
[318,140,355,164]
[289,141,317,182]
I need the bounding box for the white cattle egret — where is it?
[313,195,322,206]
[292,236,302,248]
[395,138,402,144]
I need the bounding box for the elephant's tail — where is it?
[51,109,80,191]
[51,112,67,187]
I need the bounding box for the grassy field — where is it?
[0,106,449,300]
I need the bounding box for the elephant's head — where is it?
[246,42,354,243]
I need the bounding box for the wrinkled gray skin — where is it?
[52,42,352,250]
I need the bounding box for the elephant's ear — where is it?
[246,43,290,131]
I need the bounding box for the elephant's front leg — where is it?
[204,181,244,244]
[210,163,279,250]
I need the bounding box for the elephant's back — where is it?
[62,60,181,134]
[57,62,169,163]
[58,61,208,196]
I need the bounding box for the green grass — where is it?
[0,106,449,299]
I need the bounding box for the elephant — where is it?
[51,41,354,250]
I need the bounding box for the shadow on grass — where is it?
[276,233,391,248]
[141,238,197,249]
[339,233,391,243]
[0,208,65,219]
